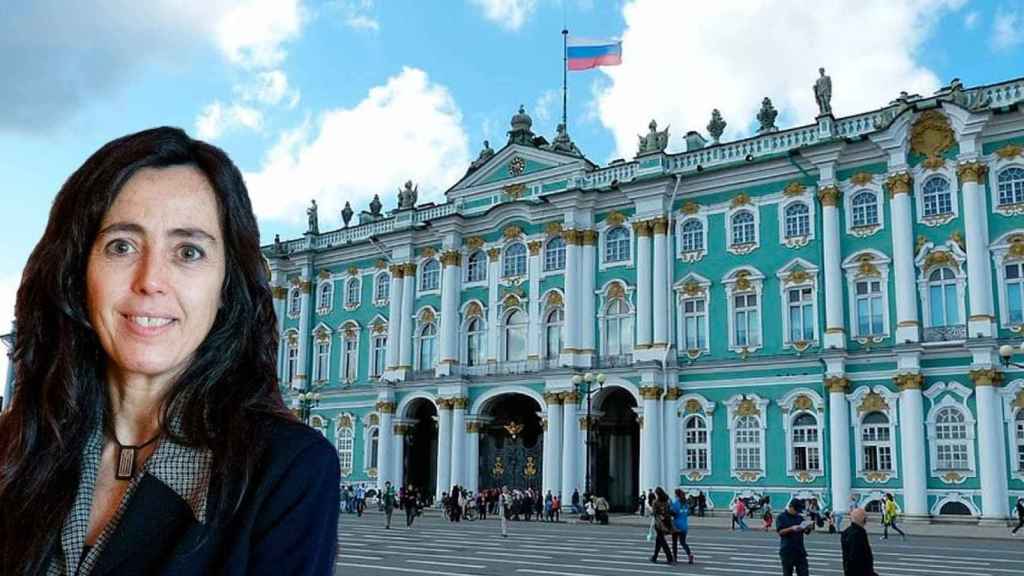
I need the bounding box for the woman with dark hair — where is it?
[0,127,340,575]
[649,487,675,564]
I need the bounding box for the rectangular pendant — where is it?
[116,447,135,480]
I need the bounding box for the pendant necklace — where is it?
[109,425,162,481]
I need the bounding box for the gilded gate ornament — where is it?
[524,456,537,478]
[910,110,955,170]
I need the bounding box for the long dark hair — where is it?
[0,127,292,574]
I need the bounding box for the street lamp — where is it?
[998,342,1024,369]
[291,382,327,425]
[572,371,606,499]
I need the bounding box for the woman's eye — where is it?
[105,239,135,256]
[179,245,205,261]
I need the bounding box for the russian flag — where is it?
[567,37,622,71]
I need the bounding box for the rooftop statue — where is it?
[637,119,669,155]
[507,105,536,146]
[274,233,285,254]
[397,180,418,210]
[549,123,582,156]
[469,140,495,170]
[756,97,778,133]
[369,193,383,216]
[707,109,726,144]
[306,199,319,235]
[341,201,353,228]
[814,67,832,116]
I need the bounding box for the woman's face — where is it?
[86,165,226,388]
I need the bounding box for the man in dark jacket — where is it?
[1012,497,1024,535]
[841,508,877,576]
[776,499,812,576]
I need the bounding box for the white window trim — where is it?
[463,249,489,286]
[344,277,362,311]
[914,240,967,332]
[1000,378,1024,481]
[725,394,769,481]
[542,236,567,275]
[923,381,976,483]
[338,322,360,384]
[842,250,892,343]
[336,414,355,477]
[316,280,335,315]
[778,388,825,481]
[309,415,327,437]
[311,323,333,384]
[988,154,1024,217]
[368,316,388,379]
[991,230,1024,333]
[286,286,302,320]
[675,213,708,263]
[413,306,439,371]
[673,273,712,358]
[725,202,760,256]
[542,304,565,360]
[363,424,380,475]
[842,181,885,238]
[596,280,636,357]
[848,386,901,483]
[418,258,441,295]
[283,329,300,385]
[677,393,715,481]
[912,164,959,227]
[459,303,487,366]
[776,259,820,350]
[373,270,390,307]
[778,195,816,249]
[502,242,529,280]
[723,267,764,353]
[500,306,528,362]
[930,494,981,517]
[598,223,634,270]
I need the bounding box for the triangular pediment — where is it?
[446,143,593,200]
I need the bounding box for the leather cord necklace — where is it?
[108,424,161,481]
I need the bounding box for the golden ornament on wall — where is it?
[369,414,379,426]
[503,183,526,200]
[995,143,1023,160]
[503,225,523,240]
[314,327,330,342]
[942,471,964,483]
[885,172,912,197]
[736,397,759,417]
[487,247,501,261]
[528,240,542,255]
[910,110,955,169]
[420,309,435,323]
[785,268,811,285]
[545,221,564,236]
[730,192,752,208]
[865,471,889,483]
[465,236,485,250]
[817,185,841,206]
[734,270,752,291]
[682,280,705,297]
[466,301,483,317]
[375,259,387,270]
[858,391,889,414]
[684,399,702,414]
[681,200,700,215]
[850,172,874,186]
[318,269,331,279]
[523,456,537,478]
[1009,235,1024,260]
[372,322,387,334]
[421,246,437,258]
[546,291,563,306]
[793,395,813,411]
[924,250,956,271]
[338,415,353,428]
[607,281,626,299]
[1012,390,1024,410]
[605,211,625,226]
[347,265,359,276]
[783,181,806,197]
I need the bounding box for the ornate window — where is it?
[337,424,354,475]
[861,412,893,473]
[683,415,709,471]
[1006,261,1024,326]
[921,176,952,218]
[285,332,299,384]
[503,243,527,278]
[465,316,485,366]
[603,297,634,356]
[370,333,387,377]
[851,191,879,227]
[780,390,825,480]
[680,219,704,252]
[993,232,1024,330]
[374,272,390,304]
[934,408,969,471]
[787,287,815,343]
[856,279,885,336]
[605,226,630,263]
[544,308,563,359]
[416,322,437,371]
[317,282,333,311]
[502,309,527,361]
[844,251,891,341]
[367,427,379,470]
[544,237,566,272]
[313,334,330,383]
[724,268,764,352]
[342,329,358,383]
[1016,411,1024,474]
[925,384,977,482]
[681,297,707,352]
[287,287,301,318]
[731,211,756,246]
[791,413,820,472]
[784,202,810,239]
[927,267,960,327]
[466,250,487,283]
[420,259,440,291]
[345,278,360,307]
[734,416,761,471]
[997,167,1024,206]
[726,394,768,480]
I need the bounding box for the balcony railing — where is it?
[924,324,966,343]
[595,354,633,368]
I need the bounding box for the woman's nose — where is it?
[132,250,169,295]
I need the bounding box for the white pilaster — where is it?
[562,234,580,363]
[544,393,564,497]
[377,399,395,490]
[560,391,579,500]
[635,221,653,349]
[435,400,452,502]
[639,387,661,493]
[393,423,407,490]
[398,264,416,370]
[487,250,500,363]
[437,252,461,376]
[959,163,996,338]
[972,365,1009,519]
[826,373,851,513]
[386,265,404,369]
[449,397,467,488]
[887,173,920,343]
[295,275,312,386]
[820,186,846,349]
[895,368,928,518]
[662,388,680,490]
[466,421,481,495]
[527,241,542,360]
[651,217,670,351]
[580,232,597,355]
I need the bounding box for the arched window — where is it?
[928,267,960,327]
[922,176,952,217]
[370,332,387,377]
[731,211,755,246]
[420,259,440,291]
[865,500,883,513]
[288,287,301,316]
[503,243,527,277]
[503,309,527,361]
[342,331,358,382]
[375,273,390,303]
[861,412,893,472]
[605,227,630,262]
[313,337,330,382]
[337,426,354,473]
[683,415,709,471]
[545,307,564,359]
[604,298,634,356]
[466,317,485,366]
[1006,261,1024,325]
[544,237,566,271]
[997,167,1024,206]
[368,428,379,470]
[417,323,437,371]
[285,337,299,384]
[784,203,810,238]
[1015,411,1024,473]
[466,250,487,282]
[791,413,820,472]
[851,191,878,227]
[318,282,333,310]
[345,278,360,307]
[939,501,972,516]
[935,407,969,471]
[680,219,704,252]
[734,415,761,470]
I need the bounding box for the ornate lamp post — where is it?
[291,382,327,425]
[572,371,606,498]
[998,342,1024,369]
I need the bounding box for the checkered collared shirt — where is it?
[47,420,213,576]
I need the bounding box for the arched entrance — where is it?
[478,393,543,491]
[404,398,438,500]
[591,387,639,512]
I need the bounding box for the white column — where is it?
[580,231,597,355]
[438,252,461,373]
[544,393,564,497]
[487,249,500,363]
[635,221,653,349]
[639,386,661,492]
[449,397,467,488]
[652,217,670,350]
[295,276,312,387]
[826,376,851,514]
[466,421,481,495]
[527,241,542,361]
[662,388,680,490]
[398,264,416,369]
[973,369,1009,519]
[561,391,579,499]
[562,232,580,360]
[393,424,407,490]
[896,374,928,517]
[377,400,395,489]
[887,173,920,343]
[959,163,996,338]
[435,400,452,502]
[819,186,846,349]
[386,265,404,369]
[272,276,287,380]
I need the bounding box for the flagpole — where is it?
[561,28,568,129]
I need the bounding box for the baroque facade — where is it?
[265,75,1024,521]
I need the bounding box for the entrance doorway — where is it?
[478,393,543,492]
[591,387,639,512]
[404,398,438,501]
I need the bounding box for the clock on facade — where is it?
[508,156,526,176]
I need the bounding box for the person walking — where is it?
[571,489,581,513]
[403,486,419,527]
[355,484,366,517]
[776,499,813,576]
[499,486,510,538]
[1012,497,1024,535]
[671,488,695,564]
[639,491,647,517]
[552,495,561,522]
[382,481,397,529]
[735,497,749,530]
[841,508,878,576]
[881,493,906,541]
[698,491,706,517]
[650,487,675,564]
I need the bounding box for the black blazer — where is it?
[81,418,340,575]
[840,523,876,576]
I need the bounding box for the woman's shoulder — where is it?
[254,416,339,478]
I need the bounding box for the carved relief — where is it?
[910,110,955,169]
[465,236,485,250]
[850,172,874,186]
[783,181,806,197]
[681,200,700,215]
[995,143,1023,160]
[545,221,564,236]
[731,192,752,208]
[858,391,889,414]
[503,226,523,240]
[605,211,626,226]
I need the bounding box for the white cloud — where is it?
[329,0,380,31]
[594,0,964,160]
[245,67,470,229]
[534,89,560,124]
[963,10,980,30]
[236,70,301,108]
[195,101,264,140]
[992,6,1023,51]
[469,0,538,31]
[214,0,308,69]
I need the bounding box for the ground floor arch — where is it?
[591,386,640,512]
[477,392,544,492]
[402,398,438,501]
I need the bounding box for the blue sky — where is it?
[1,0,1022,379]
